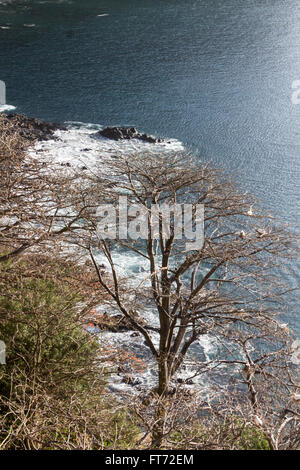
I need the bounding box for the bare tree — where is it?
[0,118,102,264]
[78,151,299,447]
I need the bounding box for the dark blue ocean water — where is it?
[0,0,299,330]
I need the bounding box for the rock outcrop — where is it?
[0,113,66,144]
[96,126,162,144]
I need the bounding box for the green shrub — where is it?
[0,256,138,449]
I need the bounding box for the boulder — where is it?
[96,126,162,144]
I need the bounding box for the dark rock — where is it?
[98,126,138,141]
[122,375,142,386]
[117,365,126,374]
[96,126,162,144]
[168,387,194,398]
[139,133,157,144]
[176,378,194,385]
[97,263,106,273]
[131,332,140,337]
[1,113,67,144]
[97,313,146,332]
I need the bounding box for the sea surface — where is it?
[0,0,299,349]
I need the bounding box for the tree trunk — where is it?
[151,358,171,448]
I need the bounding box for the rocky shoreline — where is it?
[0,113,163,151]
[0,113,67,146]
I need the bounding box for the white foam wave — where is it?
[0,104,16,112]
[28,121,184,172]
[100,328,212,396]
